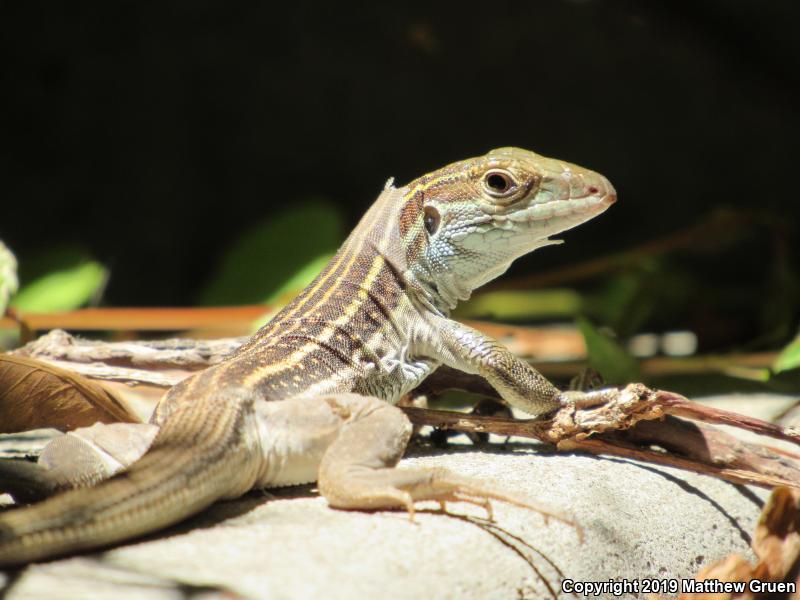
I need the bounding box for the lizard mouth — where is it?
[508,186,615,223]
[497,175,615,226]
[472,175,616,252]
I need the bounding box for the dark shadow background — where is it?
[1,1,798,348]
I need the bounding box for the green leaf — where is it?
[11,261,107,312]
[759,259,800,348]
[266,252,335,304]
[0,240,19,314]
[773,334,800,374]
[200,200,344,306]
[576,317,640,384]
[454,289,582,321]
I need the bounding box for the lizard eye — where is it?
[423,206,440,235]
[483,170,516,198]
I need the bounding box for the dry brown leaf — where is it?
[753,487,800,580]
[0,354,140,433]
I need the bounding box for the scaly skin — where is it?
[0,147,615,566]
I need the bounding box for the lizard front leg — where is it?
[422,316,565,417]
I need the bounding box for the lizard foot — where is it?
[323,463,581,539]
[558,388,619,411]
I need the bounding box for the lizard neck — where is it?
[332,180,454,318]
[341,179,459,317]
[402,262,460,315]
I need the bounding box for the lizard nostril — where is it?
[587,186,599,195]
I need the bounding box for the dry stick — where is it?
[658,393,800,444]
[14,329,246,370]
[1,305,270,334]
[402,406,800,490]
[402,383,800,491]
[565,438,800,490]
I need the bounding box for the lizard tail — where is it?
[0,387,261,567]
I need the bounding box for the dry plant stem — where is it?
[404,384,800,491]
[12,330,243,387]
[616,417,800,490]
[567,438,800,491]
[403,406,800,490]
[1,306,271,334]
[659,394,800,445]
[622,417,800,466]
[14,329,245,370]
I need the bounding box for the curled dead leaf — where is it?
[753,487,800,582]
[0,354,140,433]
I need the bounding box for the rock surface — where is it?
[1,428,770,600]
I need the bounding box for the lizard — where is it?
[0,146,615,566]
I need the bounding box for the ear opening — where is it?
[423,206,440,235]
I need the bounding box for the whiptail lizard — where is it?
[0,147,615,566]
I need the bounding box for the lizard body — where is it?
[0,147,615,565]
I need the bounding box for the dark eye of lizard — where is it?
[423,206,440,235]
[484,170,515,197]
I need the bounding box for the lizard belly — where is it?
[253,396,344,488]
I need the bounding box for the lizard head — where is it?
[400,147,616,309]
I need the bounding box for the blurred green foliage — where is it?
[576,317,640,384]
[454,289,581,321]
[774,335,800,375]
[10,244,107,312]
[584,260,695,339]
[200,200,343,306]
